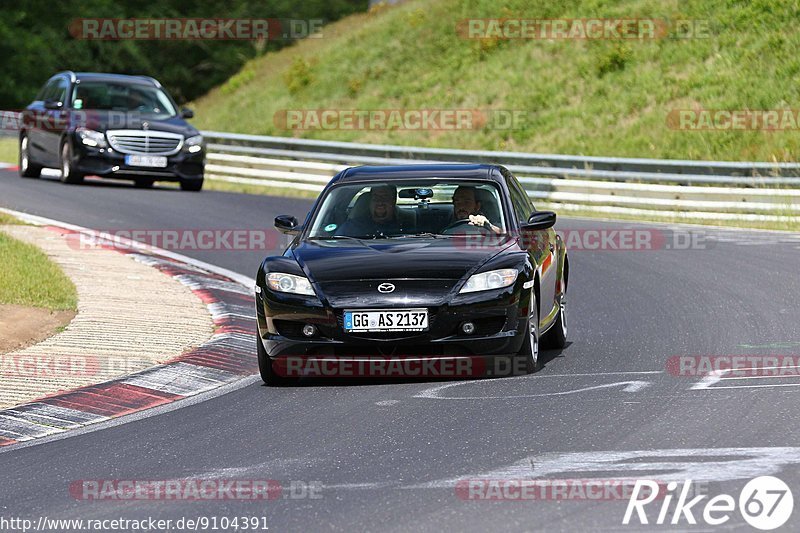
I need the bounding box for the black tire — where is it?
[134,179,155,189]
[257,332,294,386]
[180,178,203,192]
[18,134,42,178]
[541,294,567,349]
[59,142,84,184]
[516,287,540,373]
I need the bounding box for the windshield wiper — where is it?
[308,235,375,241]
[306,235,378,249]
[388,232,451,239]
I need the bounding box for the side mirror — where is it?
[520,211,556,231]
[44,99,63,110]
[274,215,300,234]
[180,107,194,119]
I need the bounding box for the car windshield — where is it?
[70,81,177,118]
[306,180,507,239]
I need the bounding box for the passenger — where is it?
[337,184,404,237]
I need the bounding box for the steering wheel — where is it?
[441,218,492,235]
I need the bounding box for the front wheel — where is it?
[19,135,42,178]
[59,142,84,184]
[180,178,203,192]
[517,288,540,373]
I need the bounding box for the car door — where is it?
[503,169,558,325]
[41,76,70,163]
[24,78,58,165]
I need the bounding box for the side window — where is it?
[52,78,69,104]
[38,79,59,101]
[504,171,533,223]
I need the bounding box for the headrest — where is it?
[475,188,501,224]
[348,192,372,220]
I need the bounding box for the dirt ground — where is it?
[0,304,76,354]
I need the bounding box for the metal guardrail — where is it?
[202,131,800,222]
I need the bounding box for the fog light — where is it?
[461,321,476,335]
[302,324,317,337]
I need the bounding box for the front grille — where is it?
[107,129,183,155]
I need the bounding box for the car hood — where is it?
[71,112,197,135]
[293,236,513,283]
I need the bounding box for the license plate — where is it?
[125,155,168,168]
[344,309,428,332]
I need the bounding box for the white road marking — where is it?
[700,383,800,390]
[719,373,800,381]
[375,400,400,406]
[692,366,800,390]
[408,447,800,488]
[691,369,725,390]
[414,379,651,400]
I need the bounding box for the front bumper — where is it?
[71,140,204,182]
[256,284,530,359]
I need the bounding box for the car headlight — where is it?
[266,272,315,296]
[76,127,107,148]
[459,268,519,294]
[183,134,203,153]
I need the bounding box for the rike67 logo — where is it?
[623,476,793,530]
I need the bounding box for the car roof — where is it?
[333,164,504,184]
[58,72,160,87]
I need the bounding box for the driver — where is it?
[450,185,502,235]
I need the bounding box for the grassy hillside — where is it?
[191,0,800,162]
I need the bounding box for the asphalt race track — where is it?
[3,170,800,531]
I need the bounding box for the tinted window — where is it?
[38,79,60,101]
[52,78,68,103]
[307,180,508,239]
[503,170,533,223]
[71,81,177,118]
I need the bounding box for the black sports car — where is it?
[255,164,568,385]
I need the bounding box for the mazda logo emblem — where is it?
[377,283,395,293]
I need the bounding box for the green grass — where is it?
[0,137,16,164]
[0,230,77,311]
[0,212,24,225]
[191,0,800,162]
